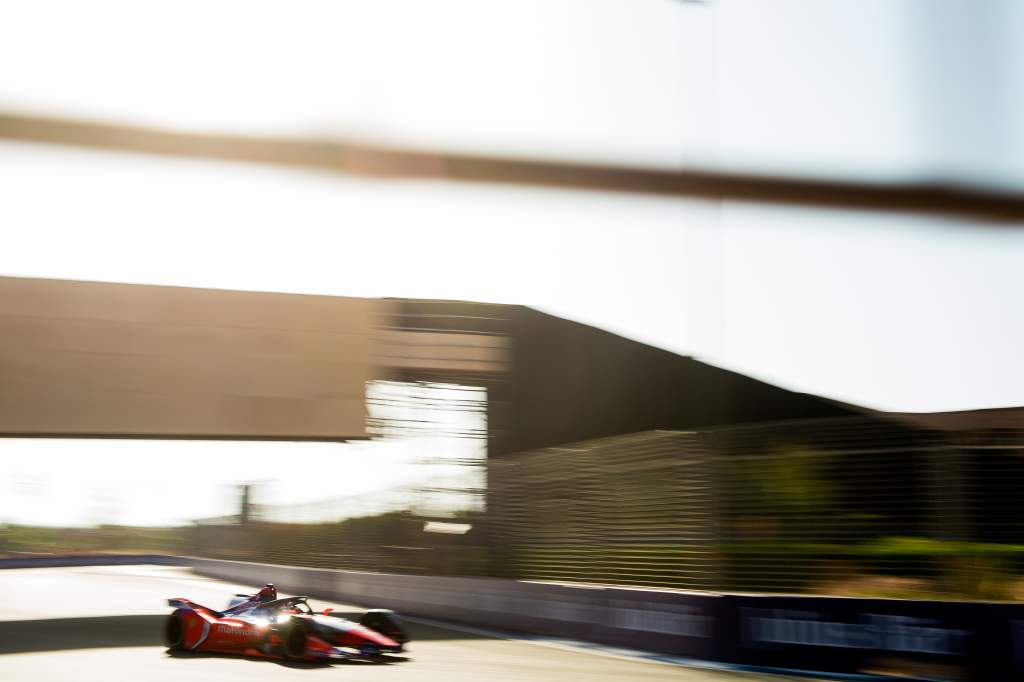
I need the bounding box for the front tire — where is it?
[280,619,311,660]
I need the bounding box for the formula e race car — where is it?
[164,584,409,662]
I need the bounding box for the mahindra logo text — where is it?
[216,624,259,637]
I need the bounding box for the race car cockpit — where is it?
[254,596,316,616]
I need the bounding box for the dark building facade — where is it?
[386,299,861,457]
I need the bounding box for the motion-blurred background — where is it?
[3,0,1024,613]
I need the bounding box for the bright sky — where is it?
[1,383,486,527]
[1,0,1023,525]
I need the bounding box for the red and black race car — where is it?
[164,583,409,662]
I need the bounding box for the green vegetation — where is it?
[0,524,190,557]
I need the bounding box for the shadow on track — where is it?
[0,614,422,666]
[167,648,409,668]
[0,615,164,654]
[0,610,486,657]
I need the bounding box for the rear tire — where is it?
[164,612,185,650]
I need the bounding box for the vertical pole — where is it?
[926,434,969,595]
[239,484,252,525]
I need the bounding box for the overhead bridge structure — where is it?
[0,275,858,454]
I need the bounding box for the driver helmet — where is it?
[256,583,277,603]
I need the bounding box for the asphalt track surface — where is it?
[0,565,813,682]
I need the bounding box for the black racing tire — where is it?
[164,612,186,650]
[260,628,279,656]
[359,609,409,644]
[280,619,311,660]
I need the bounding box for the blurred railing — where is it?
[189,466,494,573]
[486,417,1024,599]
[8,416,1024,600]
[4,111,1023,222]
[183,417,1024,600]
[708,418,944,596]
[488,430,718,589]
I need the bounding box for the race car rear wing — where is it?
[167,597,223,618]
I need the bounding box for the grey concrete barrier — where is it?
[183,557,1008,680]
[188,556,722,659]
[0,554,188,569]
